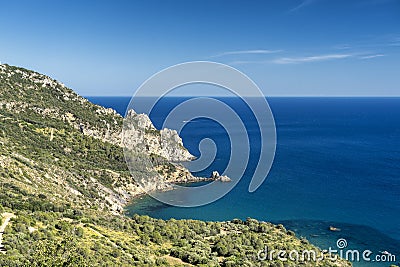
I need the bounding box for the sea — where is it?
[88,96,400,267]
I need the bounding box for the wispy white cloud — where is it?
[211,49,282,58]
[359,54,385,59]
[388,36,400,46]
[290,0,396,13]
[228,52,386,65]
[334,34,400,49]
[289,0,317,12]
[273,54,352,64]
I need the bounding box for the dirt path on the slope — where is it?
[0,212,16,254]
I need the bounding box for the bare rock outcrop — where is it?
[211,171,232,182]
[122,109,195,162]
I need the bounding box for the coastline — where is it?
[123,170,227,212]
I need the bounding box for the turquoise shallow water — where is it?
[88,97,400,267]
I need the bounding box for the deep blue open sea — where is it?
[88,96,400,267]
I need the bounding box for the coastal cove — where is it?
[89,96,400,267]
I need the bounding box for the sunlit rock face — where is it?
[122,109,195,162]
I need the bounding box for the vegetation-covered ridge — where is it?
[0,63,199,214]
[0,64,351,266]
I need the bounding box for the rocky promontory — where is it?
[122,109,195,162]
[211,171,232,182]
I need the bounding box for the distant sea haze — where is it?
[89,96,400,267]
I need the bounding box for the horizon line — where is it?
[84,95,400,98]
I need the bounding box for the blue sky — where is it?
[0,0,399,96]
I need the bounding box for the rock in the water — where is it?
[211,171,220,179]
[211,171,231,182]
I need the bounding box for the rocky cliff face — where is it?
[122,110,195,162]
[0,63,195,213]
[0,64,194,163]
